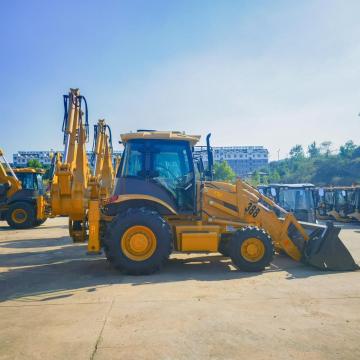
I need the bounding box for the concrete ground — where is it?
[0,218,359,360]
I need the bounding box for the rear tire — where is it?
[6,202,35,229]
[229,227,273,272]
[104,208,173,275]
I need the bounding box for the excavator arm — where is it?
[50,89,90,241]
[90,120,115,200]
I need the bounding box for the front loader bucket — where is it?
[303,222,359,271]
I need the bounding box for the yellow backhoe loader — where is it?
[348,186,360,222]
[0,149,47,228]
[316,186,356,222]
[82,131,357,274]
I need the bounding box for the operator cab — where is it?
[333,187,355,217]
[315,188,335,217]
[9,169,45,199]
[15,171,44,194]
[114,131,201,214]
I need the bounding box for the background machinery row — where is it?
[258,183,360,223]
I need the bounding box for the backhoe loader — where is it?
[258,184,316,223]
[315,187,334,220]
[83,130,357,274]
[316,187,356,222]
[348,186,360,222]
[0,149,47,228]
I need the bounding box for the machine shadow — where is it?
[0,236,70,249]
[0,242,342,302]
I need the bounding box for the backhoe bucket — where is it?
[303,222,359,271]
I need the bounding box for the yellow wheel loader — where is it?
[84,131,357,274]
[0,149,47,228]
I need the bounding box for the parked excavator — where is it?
[0,149,47,228]
[82,130,358,274]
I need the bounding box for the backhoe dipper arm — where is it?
[90,120,115,199]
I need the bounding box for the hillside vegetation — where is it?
[263,140,360,186]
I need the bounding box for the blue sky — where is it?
[1,0,359,160]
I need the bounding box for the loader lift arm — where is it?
[202,179,358,271]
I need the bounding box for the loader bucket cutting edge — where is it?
[302,222,359,271]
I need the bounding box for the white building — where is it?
[13,151,54,167]
[13,150,122,168]
[196,146,268,178]
[213,146,268,177]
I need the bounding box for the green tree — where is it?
[269,169,281,182]
[352,146,360,159]
[289,144,304,159]
[307,141,320,158]
[213,161,236,182]
[320,141,332,156]
[249,170,260,186]
[27,159,43,168]
[339,140,357,159]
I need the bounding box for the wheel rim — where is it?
[11,208,28,224]
[240,238,265,262]
[121,225,157,261]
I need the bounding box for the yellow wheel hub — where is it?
[121,225,157,261]
[241,238,265,262]
[11,209,28,224]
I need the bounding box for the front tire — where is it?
[33,218,47,227]
[104,208,173,275]
[229,227,273,272]
[6,202,35,229]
